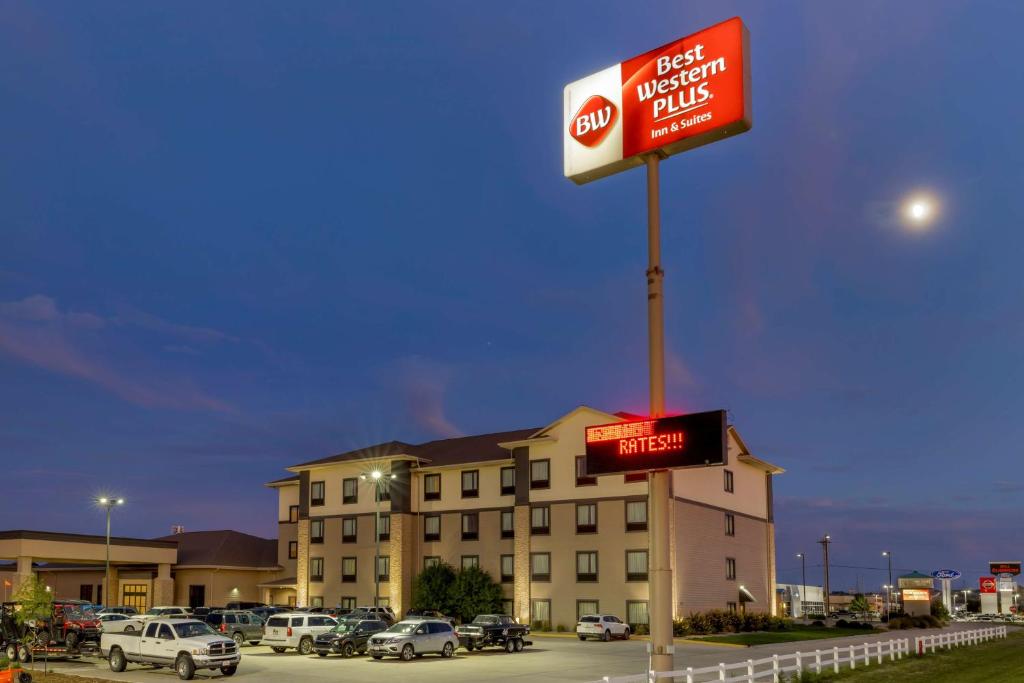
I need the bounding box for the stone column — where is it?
[296,519,310,607]
[389,513,414,615]
[13,556,33,593]
[513,505,531,625]
[153,563,175,606]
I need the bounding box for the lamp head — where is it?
[116,498,125,505]
[371,470,382,481]
[98,497,108,505]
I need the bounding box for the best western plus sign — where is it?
[563,16,751,184]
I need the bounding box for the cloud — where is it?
[391,356,462,438]
[114,307,239,344]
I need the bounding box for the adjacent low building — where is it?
[266,405,783,629]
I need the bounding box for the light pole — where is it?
[818,535,831,617]
[97,497,124,608]
[360,471,396,608]
[796,553,806,617]
[961,589,971,614]
[882,551,893,616]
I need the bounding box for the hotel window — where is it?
[377,513,391,541]
[576,503,597,534]
[626,501,648,531]
[725,513,735,537]
[424,515,441,542]
[288,541,297,559]
[500,466,516,495]
[500,555,514,583]
[343,477,358,504]
[424,556,440,570]
[530,553,551,582]
[310,519,324,544]
[531,599,551,627]
[424,473,441,501]
[461,470,479,498]
[311,596,323,608]
[624,472,647,483]
[500,510,515,539]
[310,557,324,582]
[377,556,390,582]
[530,506,550,535]
[461,512,479,541]
[310,481,325,507]
[626,601,650,629]
[376,485,391,503]
[342,557,357,582]
[726,557,736,580]
[340,596,356,610]
[724,469,734,493]
[530,459,550,489]
[461,555,479,570]
[626,550,648,581]
[575,456,596,486]
[577,600,599,620]
[576,551,598,582]
[288,505,299,523]
[502,599,514,616]
[342,517,357,543]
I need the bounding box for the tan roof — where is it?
[153,530,278,569]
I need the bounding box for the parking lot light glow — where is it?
[371,470,382,480]
[98,497,108,504]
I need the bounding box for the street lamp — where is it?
[882,551,893,616]
[818,535,832,617]
[96,497,124,608]
[796,553,806,618]
[360,471,396,608]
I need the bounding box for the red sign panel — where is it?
[989,562,1021,576]
[980,576,997,593]
[584,410,726,475]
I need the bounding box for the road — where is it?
[39,623,1010,683]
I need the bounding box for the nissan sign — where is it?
[564,17,751,184]
[584,410,726,475]
[931,570,962,580]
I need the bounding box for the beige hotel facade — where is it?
[267,406,783,629]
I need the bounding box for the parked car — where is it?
[99,607,138,616]
[141,606,191,620]
[313,618,388,657]
[101,618,239,680]
[97,613,145,633]
[225,601,268,611]
[30,599,102,649]
[249,606,284,623]
[202,610,263,647]
[457,614,530,652]
[349,606,396,624]
[262,612,337,654]
[367,619,458,661]
[576,614,630,641]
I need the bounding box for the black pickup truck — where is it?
[456,615,531,653]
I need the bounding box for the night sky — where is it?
[2,1,1022,594]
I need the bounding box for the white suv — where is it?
[262,613,337,654]
[576,614,630,641]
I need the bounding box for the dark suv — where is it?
[314,618,388,657]
[202,610,264,647]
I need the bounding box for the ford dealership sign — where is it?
[931,569,962,580]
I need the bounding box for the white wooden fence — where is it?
[593,626,1007,683]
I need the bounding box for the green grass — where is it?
[793,630,1024,682]
[694,627,876,646]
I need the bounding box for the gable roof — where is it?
[153,530,279,569]
[289,440,417,469]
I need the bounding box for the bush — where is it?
[931,599,950,623]
[811,620,825,627]
[806,613,826,621]
[835,619,848,628]
[555,624,566,633]
[634,624,649,636]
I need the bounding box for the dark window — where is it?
[158,624,174,640]
[310,519,324,544]
[188,585,205,609]
[461,555,479,570]
[726,557,736,580]
[575,456,596,486]
[576,551,598,582]
[424,473,441,501]
[500,466,516,495]
[342,517,357,543]
[530,553,551,582]
[288,541,298,559]
[376,485,391,503]
[461,470,479,498]
[576,503,597,534]
[342,557,357,583]
[310,557,324,582]
[724,469,734,493]
[501,510,515,539]
[207,614,223,625]
[377,556,390,582]
[340,597,356,610]
[310,481,325,507]
[429,622,453,634]
[626,550,648,581]
[424,515,441,542]
[530,506,550,535]
[377,514,391,541]
[343,478,358,504]
[626,501,648,532]
[725,513,735,536]
[461,512,479,541]
[288,505,299,523]
[624,472,647,483]
[145,623,159,638]
[79,584,93,602]
[530,459,550,489]
[500,555,514,583]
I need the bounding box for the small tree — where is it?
[848,594,870,614]
[13,574,53,671]
[411,562,457,616]
[450,566,503,623]
[931,598,950,622]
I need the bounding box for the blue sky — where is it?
[2,1,1022,592]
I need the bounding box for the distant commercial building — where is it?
[776,583,824,617]
[266,405,784,629]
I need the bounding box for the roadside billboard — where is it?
[989,562,1021,576]
[584,410,726,475]
[563,17,751,184]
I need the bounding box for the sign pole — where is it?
[645,153,673,673]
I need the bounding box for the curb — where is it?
[530,632,748,648]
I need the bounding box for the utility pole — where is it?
[818,535,832,617]
[97,497,124,608]
[796,553,806,617]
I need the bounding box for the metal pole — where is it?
[645,154,673,674]
[800,555,806,617]
[887,553,893,615]
[374,486,381,608]
[819,536,831,617]
[105,506,111,608]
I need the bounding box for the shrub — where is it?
[634,624,649,636]
[811,620,825,627]
[835,619,848,628]
[531,620,544,631]
[672,618,688,637]
[556,624,566,633]
[806,613,826,621]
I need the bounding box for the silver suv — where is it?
[367,619,458,661]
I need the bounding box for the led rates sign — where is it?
[989,562,1021,576]
[564,17,751,184]
[584,410,726,475]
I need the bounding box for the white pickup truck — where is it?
[100,618,240,680]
